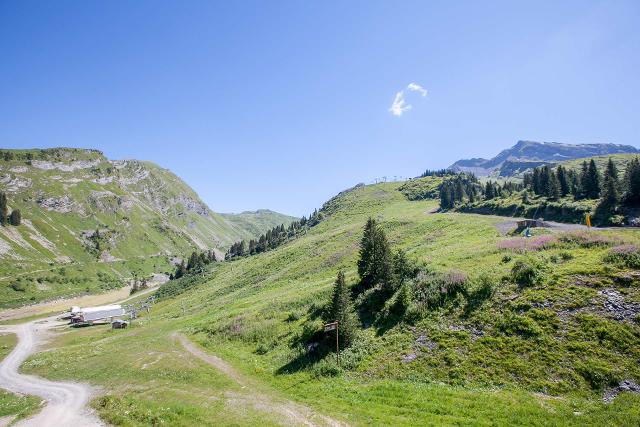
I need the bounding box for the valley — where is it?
[2,177,639,425]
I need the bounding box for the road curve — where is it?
[0,318,103,427]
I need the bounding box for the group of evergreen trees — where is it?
[439,173,523,209]
[0,192,21,226]
[326,218,418,348]
[419,169,457,178]
[226,209,324,260]
[523,161,598,200]
[523,157,640,208]
[171,249,217,279]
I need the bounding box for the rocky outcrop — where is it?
[176,193,209,216]
[31,159,101,172]
[36,195,83,214]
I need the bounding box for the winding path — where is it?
[0,318,104,426]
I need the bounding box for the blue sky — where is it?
[1,1,639,216]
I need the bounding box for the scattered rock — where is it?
[36,195,82,214]
[599,289,640,322]
[402,353,417,363]
[176,194,210,216]
[415,335,437,350]
[603,379,640,403]
[613,271,640,286]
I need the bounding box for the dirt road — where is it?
[0,318,104,427]
[175,333,347,427]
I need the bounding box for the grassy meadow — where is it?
[18,181,640,425]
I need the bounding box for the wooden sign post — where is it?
[324,321,340,367]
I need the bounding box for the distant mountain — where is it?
[449,140,639,176]
[221,209,297,239]
[0,147,294,306]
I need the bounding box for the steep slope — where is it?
[450,140,638,176]
[220,210,297,241]
[24,181,640,425]
[0,148,294,307]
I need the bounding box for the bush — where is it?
[604,244,640,269]
[413,270,468,310]
[10,282,26,292]
[558,230,618,248]
[497,313,543,337]
[498,235,557,252]
[511,258,544,288]
[575,359,619,390]
[285,311,303,322]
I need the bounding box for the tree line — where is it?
[0,192,21,226]
[226,209,324,260]
[418,169,457,178]
[171,249,217,279]
[523,158,640,214]
[438,173,525,209]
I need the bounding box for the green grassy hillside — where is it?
[0,148,294,307]
[22,181,640,425]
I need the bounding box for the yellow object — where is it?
[586,214,591,228]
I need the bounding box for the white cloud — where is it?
[389,82,427,116]
[407,82,427,97]
[389,91,411,116]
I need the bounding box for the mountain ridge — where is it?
[449,140,639,176]
[0,147,295,306]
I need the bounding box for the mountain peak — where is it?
[449,140,638,176]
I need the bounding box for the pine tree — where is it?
[556,165,570,197]
[357,218,392,292]
[623,157,640,206]
[327,271,358,349]
[532,168,541,195]
[578,161,590,199]
[484,181,495,200]
[9,209,21,226]
[0,192,7,226]
[392,250,414,292]
[585,159,601,199]
[548,173,560,200]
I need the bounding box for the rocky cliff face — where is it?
[0,148,295,305]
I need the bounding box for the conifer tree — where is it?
[484,181,495,199]
[578,161,590,199]
[548,173,560,200]
[0,192,8,226]
[327,271,358,349]
[357,218,392,292]
[556,165,570,196]
[623,157,640,206]
[585,159,601,199]
[9,209,21,226]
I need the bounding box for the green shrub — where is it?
[511,258,544,287]
[413,270,468,310]
[10,282,26,292]
[497,313,543,337]
[575,359,619,390]
[604,245,640,269]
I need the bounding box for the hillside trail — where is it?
[0,318,104,427]
[0,284,163,426]
[174,333,348,427]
